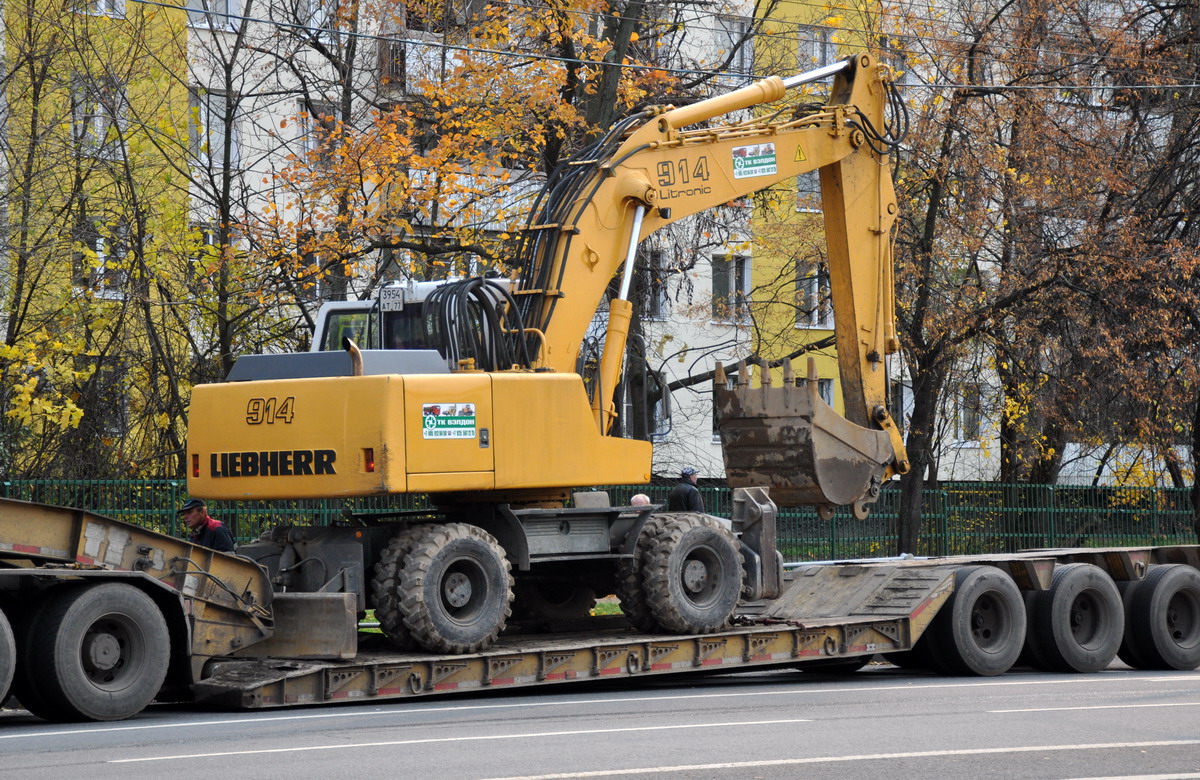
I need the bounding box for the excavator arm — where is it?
[512,53,909,514]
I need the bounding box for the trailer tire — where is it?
[926,566,1025,676]
[642,515,743,634]
[26,583,169,721]
[1025,563,1123,674]
[615,514,673,633]
[371,525,430,651]
[400,523,513,654]
[1116,579,1150,669]
[1124,564,1200,670]
[0,608,14,706]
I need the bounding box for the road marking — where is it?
[107,719,812,763]
[1065,772,1200,777]
[475,741,1200,779]
[993,702,1200,713]
[4,672,1198,741]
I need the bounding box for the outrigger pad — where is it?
[715,359,891,513]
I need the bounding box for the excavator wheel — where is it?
[614,514,675,633]
[641,514,743,634]
[399,523,514,654]
[370,525,431,651]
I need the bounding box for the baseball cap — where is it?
[178,498,206,514]
[681,467,698,477]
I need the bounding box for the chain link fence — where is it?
[2,479,1195,562]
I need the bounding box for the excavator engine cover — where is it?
[715,359,892,517]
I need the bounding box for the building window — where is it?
[72,76,127,159]
[187,0,238,29]
[303,100,339,163]
[639,248,668,320]
[959,382,984,441]
[712,253,750,321]
[796,261,831,328]
[818,378,835,407]
[797,170,821,212]
[798,26,834,69]
[889,379,907,435]
[190,89,240,169]
[74,218,128,299]
[717,15,754,75]
[378,38,406,90]
[77,0,126,17]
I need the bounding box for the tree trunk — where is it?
[896,361,946,554]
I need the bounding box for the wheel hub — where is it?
[85,631,122,672]
[443,571,474,608]
[683,560,709,593]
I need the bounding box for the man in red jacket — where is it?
[178,498,236,553]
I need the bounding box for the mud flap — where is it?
[715,359,892,518]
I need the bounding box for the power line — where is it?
[126,0,1200,93]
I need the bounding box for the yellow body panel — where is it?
[188,376,407,499]
[187,372,651,500]
[492,373,651,489]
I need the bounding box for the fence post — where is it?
[1048,484,1057,547]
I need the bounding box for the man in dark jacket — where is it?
[667,467,704,512]
[179,498,236,553]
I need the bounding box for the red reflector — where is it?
[364,448,375,473]
[191,454,200,478]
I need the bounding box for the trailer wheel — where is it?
[0,608,14,706]
[615,514,673,633]
[1116,579,1150,669]
[925,566,1025,676]
[1124,564,1200,670]
[642,515,743,634]
[1024,563,1122,673]
[26,583,169,721]
[400,523,513,654]
[371,525,430,651]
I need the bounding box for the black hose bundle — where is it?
[423,278,533,371]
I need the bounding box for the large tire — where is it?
[370,525,430,651]
[1024,563,1123,673]
[26,584,169,721]
[641,514,743,634]
[926,566,1025,676]
[1123,564,1200,670]
[400,523,513,654]
[1116,579,1150,669]
[615,514,674,633]
[0,608,14,705]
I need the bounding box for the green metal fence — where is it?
[2,479,1195,562]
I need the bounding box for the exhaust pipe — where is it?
[342,338,364,376]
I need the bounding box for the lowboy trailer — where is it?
[2,493,1199,721]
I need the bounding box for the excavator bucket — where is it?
[714,358,892,519]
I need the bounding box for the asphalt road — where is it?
[2,662,1199,779]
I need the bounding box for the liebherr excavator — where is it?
[5,55,1200,725]
[184,53,910,655]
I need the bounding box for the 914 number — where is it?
[246,396,295,424]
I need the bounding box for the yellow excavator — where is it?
[186,53,910,655]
